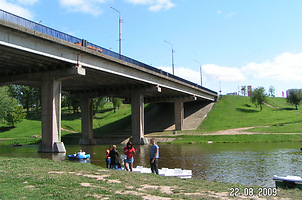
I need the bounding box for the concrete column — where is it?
[80,97,96,145]
[131,90,148,145]
[39,78,66,153]
[174,100,184,130]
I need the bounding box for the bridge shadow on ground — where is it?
[63,101,215,145]
[143,100,214,133]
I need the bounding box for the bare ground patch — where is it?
[46,170,292,199]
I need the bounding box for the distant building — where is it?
[286,89,302,97]
[226,92,238,95]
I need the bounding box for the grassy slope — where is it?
[0,103,133,145]
[167,95,302,144]
[61,103,133,136]
[198,95,302,133]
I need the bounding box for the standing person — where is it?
[150,138,159,175]
[123,141,136,171]
[105,145,112,169]
[109,145,119,169]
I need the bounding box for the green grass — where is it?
[266,97,302,110]
[0,116,42,145]
[0,157,300,199]
[170,134,302,144]
[0,103,153,145]
[0,102,133,145]
[249,123,302,133]
[198,95,302,133]
[61,103,133,136]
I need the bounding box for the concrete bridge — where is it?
[0,10,217,153]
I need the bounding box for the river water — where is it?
[1,142,301,187]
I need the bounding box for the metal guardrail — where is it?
[0,9,217,95]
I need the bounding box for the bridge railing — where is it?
[0,9,216,95]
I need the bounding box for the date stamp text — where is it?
[229,187,277,197]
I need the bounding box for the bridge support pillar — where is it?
[80,97,96,145]
[174,100,184,130]
[131,90,148,145]
[39,78,66,153]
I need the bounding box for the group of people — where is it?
[105,138,159,174]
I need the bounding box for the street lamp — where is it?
[194,59,202,86]
[110,6,122,59]
[164,40,175,75]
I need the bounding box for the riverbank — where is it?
[146,128,302,144]
[1,96,302,145]
[0,157,300,199]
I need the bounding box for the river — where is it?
[1,142,301,187]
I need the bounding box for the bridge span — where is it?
[0,9,217,152]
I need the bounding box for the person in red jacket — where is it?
[123,141,136,171]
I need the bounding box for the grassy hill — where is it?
[1,95,302,145]
[198,95,302,133]
[0,102,134,145]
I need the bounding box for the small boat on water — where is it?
[68,151,90,160]
[273,175,302,190]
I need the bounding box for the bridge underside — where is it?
[0,18,217,152]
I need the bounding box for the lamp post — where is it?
[194,59,202,86]
[164,40,175,75]
[110,6,122,59]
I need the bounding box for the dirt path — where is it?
[146,126,302,143]
[202,127,268,135]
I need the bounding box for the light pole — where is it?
[110,6,122,59]
[164,40,175,75]
[194,59,202,86]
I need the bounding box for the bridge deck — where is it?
[0,9,217,102]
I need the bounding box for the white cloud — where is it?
[157,64,245,84]
[225,12,236,18]
[157,52,302,95]
[59,0,107,16]
[125,0,175,12]
[200,52,302,83]
[242,52,302,82]
[0,0,34,19]
[203,64,246,82]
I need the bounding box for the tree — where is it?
[61,91,80,114]
[111,98,122,113]
[250,89,258,108]
[287,90,302,110]
[5,100,26,127]
[93,97,107,113]
[8,85,40,114]
[0,86,26,127]
[250,87,267,111]
[241,86,247,96]
[268,86,275,97]
[0,86,11,123]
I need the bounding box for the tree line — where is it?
[0,85,123,127]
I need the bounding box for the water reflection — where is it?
[1,142,301,187]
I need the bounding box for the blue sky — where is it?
[1,0,302,97]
